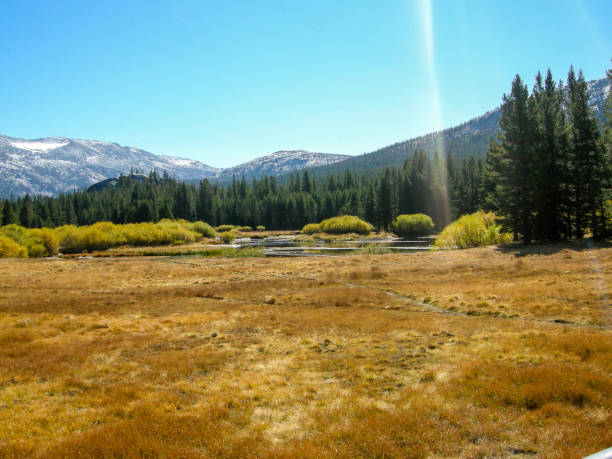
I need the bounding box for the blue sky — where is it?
[1,0,611,167]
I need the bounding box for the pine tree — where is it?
[530,70,568,240]
[64,198,77,225]
[2,200,19,225]
[173,183,195,220]
[601,64,612,236]
[197,179,214,222]
[364,185,376,225]
[567,68,607,238]
[376,169,393,230]
[18,196,34,228]
[302,170,312,193]
[489,74,536,242]
[481,139,503,212]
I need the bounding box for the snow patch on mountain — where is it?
[0,134,220,197]
[9,140,69,152]
[211,150,350,182]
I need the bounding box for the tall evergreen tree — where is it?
[567,68,607,238]
[2,200,19,225]
[530,70,568,240]
[601,63,612,236]
[18,196,34,228]
[376,169,393,230]
[488,74,536,242]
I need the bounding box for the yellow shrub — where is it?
[0,225,59,257]
[221,230,238,243]
[215,224,236,232]
[27,244,47,258]
[28,228,59,256]
[434,211,512,249]
[186,221,216,238]
[0,224,28,245]
[0,235,27,258]
[391,214,434,238]
[302,223,321,234]
[319,216,373,235]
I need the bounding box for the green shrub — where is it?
[30,228,59,256]
[0,225,59,257]
[0,224,27,243]
[236,226,252,232]
[319,216,373,235]
[302,223,321,235]
[434,211,513,249]
[215,224,236,232]
[186,221,216,238]
[256,225,266,231]
[56,220,201,253]
[221,230,238,243]
[27,244,48,258]
[391,214,435,238]
[0,234,27,258]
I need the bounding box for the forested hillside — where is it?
[295,76,609,181]
[300,109,501,180]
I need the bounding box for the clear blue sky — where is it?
[1,0,610,167]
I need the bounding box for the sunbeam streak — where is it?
[418,0,450,226]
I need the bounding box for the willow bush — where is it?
[215,224,237,232]
[185,221,216,238]
[301,216,373,235]
[301,223,321,234]
[221,230,239,243]
[434,211,513,249]
[0,224,59,257]
[0,234,27,258]
[0,220,218,256]
[391,214,434,238]
[319,216,373,235]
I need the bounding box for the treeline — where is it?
[0,153,487,232]
[483,66,611,241]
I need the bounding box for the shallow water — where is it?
[232,235,434,257]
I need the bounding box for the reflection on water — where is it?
[231,235,434,257]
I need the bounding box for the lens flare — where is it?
[418,0,451,226]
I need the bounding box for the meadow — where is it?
[0,242,610,457]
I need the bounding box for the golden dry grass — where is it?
[0,242,610,457]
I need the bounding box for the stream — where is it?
[228,235,435,257]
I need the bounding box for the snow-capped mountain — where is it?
[0,135,220,197]
[0,135,347,197]
[209,150,350,183]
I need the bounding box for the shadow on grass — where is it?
[495,238,612,257]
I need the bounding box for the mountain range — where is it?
[0,136,347,198]
[0,135,221,198]
[1,76,609,198]
[208,150,350,184]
